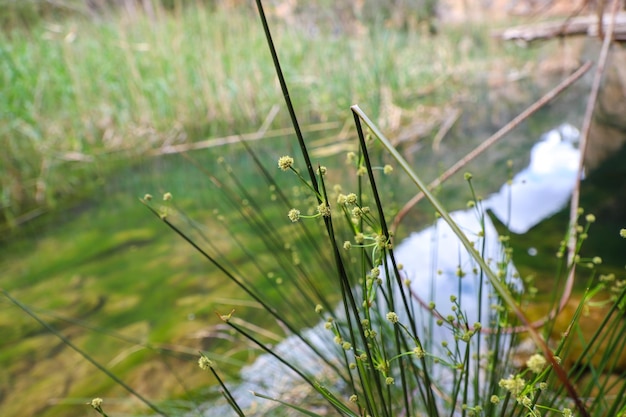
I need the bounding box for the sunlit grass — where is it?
[0,2,541,228]
[5,2,624,417]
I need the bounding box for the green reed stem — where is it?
[141,201,347,381]
[223,318,348,416]
[206,362,245,417]
[253,0,320,197]
[351,104,590,417]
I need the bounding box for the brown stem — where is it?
[562,0,622,331]
[390,61,592,237]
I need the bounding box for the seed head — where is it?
[278,155,294,171]
[413,346,425,358]
[287,208,300,222]
[386,312,399,323]
[317,202,331,217]
[90,398,103,409]
[519,395,532,407]
[526,353,546,373]
[198,355,213,370]
[499,375,526,396]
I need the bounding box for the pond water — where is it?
[4,71,625,417]
[200,123,584,415]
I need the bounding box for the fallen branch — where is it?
[151,121,342,155]
[390,60,593,236]
[496,11,626,42]
[561,0,622,324]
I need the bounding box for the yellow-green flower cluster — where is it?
[413,346,425,358]
[526,353,546,373]
[336,192,359,207]
[90,398,103,409]
[498,374,526,396]
[386,311,399,324]
[198,355,213,370]
[278,155,294,171]
[288,208,300,222]
[317,202,331,217]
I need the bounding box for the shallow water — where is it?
[200,123,582,415]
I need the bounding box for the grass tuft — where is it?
[4,2,626,417]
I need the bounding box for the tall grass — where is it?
[4,2,625,417]
[0,1,538,230]
[132,2,626,416]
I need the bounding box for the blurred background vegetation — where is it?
[0,0,455,231]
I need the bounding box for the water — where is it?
[199,123,582,415]
[484,123,580,234]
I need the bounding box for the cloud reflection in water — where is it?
[203,124,581,415]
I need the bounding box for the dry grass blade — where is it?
[152,122,340,155]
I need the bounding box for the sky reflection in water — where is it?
[204,124,581,414]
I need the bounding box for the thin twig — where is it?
[390,61,592,236]
[353,104,591,417]
[431,108,461,152]
[562,0,622,321]
[152,121,340,155]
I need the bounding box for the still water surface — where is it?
[202,123,582,414]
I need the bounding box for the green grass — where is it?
[0,1,542,229]
[5,2,625,417]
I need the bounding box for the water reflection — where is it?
[203,124,580,415]
[484,123,580,234]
